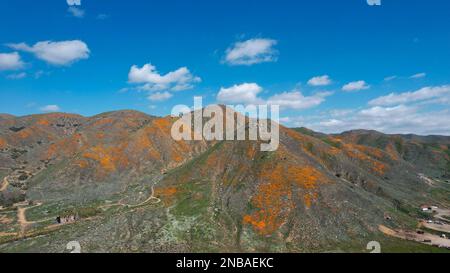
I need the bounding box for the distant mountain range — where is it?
[0,110,449,252]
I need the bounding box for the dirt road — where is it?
[434,208,450,223]
[422,221,450,234]
[17,203,44,236]
[419,208,450,235]
[379,225,450,248]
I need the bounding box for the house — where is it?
[421,205,433,212]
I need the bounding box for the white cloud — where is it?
[216,83,331,110]
[6,72,27,80]
[359,104,416,118]
[369,85,450,106]
[328,109,355,117]
[319,119,345,128]
[267,90,332,110]
[217,83,263,104]
[410,72,426,79]
[128,63,201,91]
[342,80,370,92]
[290,84,450,135]
[307,75,332,86]
[40,105,61,112]
[224,38,278,66]
[67,7,85,18]
[148,91,173,102]
[67,0,81,5]
[279,117,291,123]
[0,52,25,71]
[384,75,397,81]
[299,104,450,136]
[8,40,90,66]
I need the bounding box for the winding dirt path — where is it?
[99,178,163,210]
[2,174,165,241]
[17,203,44,236]
[127,185,161,208]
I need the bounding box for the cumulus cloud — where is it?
[359,104,416,118]
[148,91,173,102]
[369,85,450,106]
[410,72,426,79]
[67,7,85,18]
[267,90,332,110]
[216,83,331,110]
[40,105,61,112]
[342,80,370,92]
[217,83,264,104]
[0,52,25,71]
[8,40,90,66]
[307,75,332,86]
[288,83,450,135]
[128,63,201,91]
[224,38,278,66]
[304,104,450,136]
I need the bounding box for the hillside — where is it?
[0,110,449,252]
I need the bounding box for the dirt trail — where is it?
[128,185,161,208]
[434,208,450,223]
[418,208,450,235]
[378,225,397,237]
[379,225,450,248]
[0,232,17,237]
[2,174,165,240]
[422,221,450,234]
[100,177,163,210]
[17,203,44,236]
[379,207,450,249]
[0,177,9,191]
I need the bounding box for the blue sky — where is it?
[1,0,450,135]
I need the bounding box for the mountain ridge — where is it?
[0,109,449,252]
[5,110,450,138]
